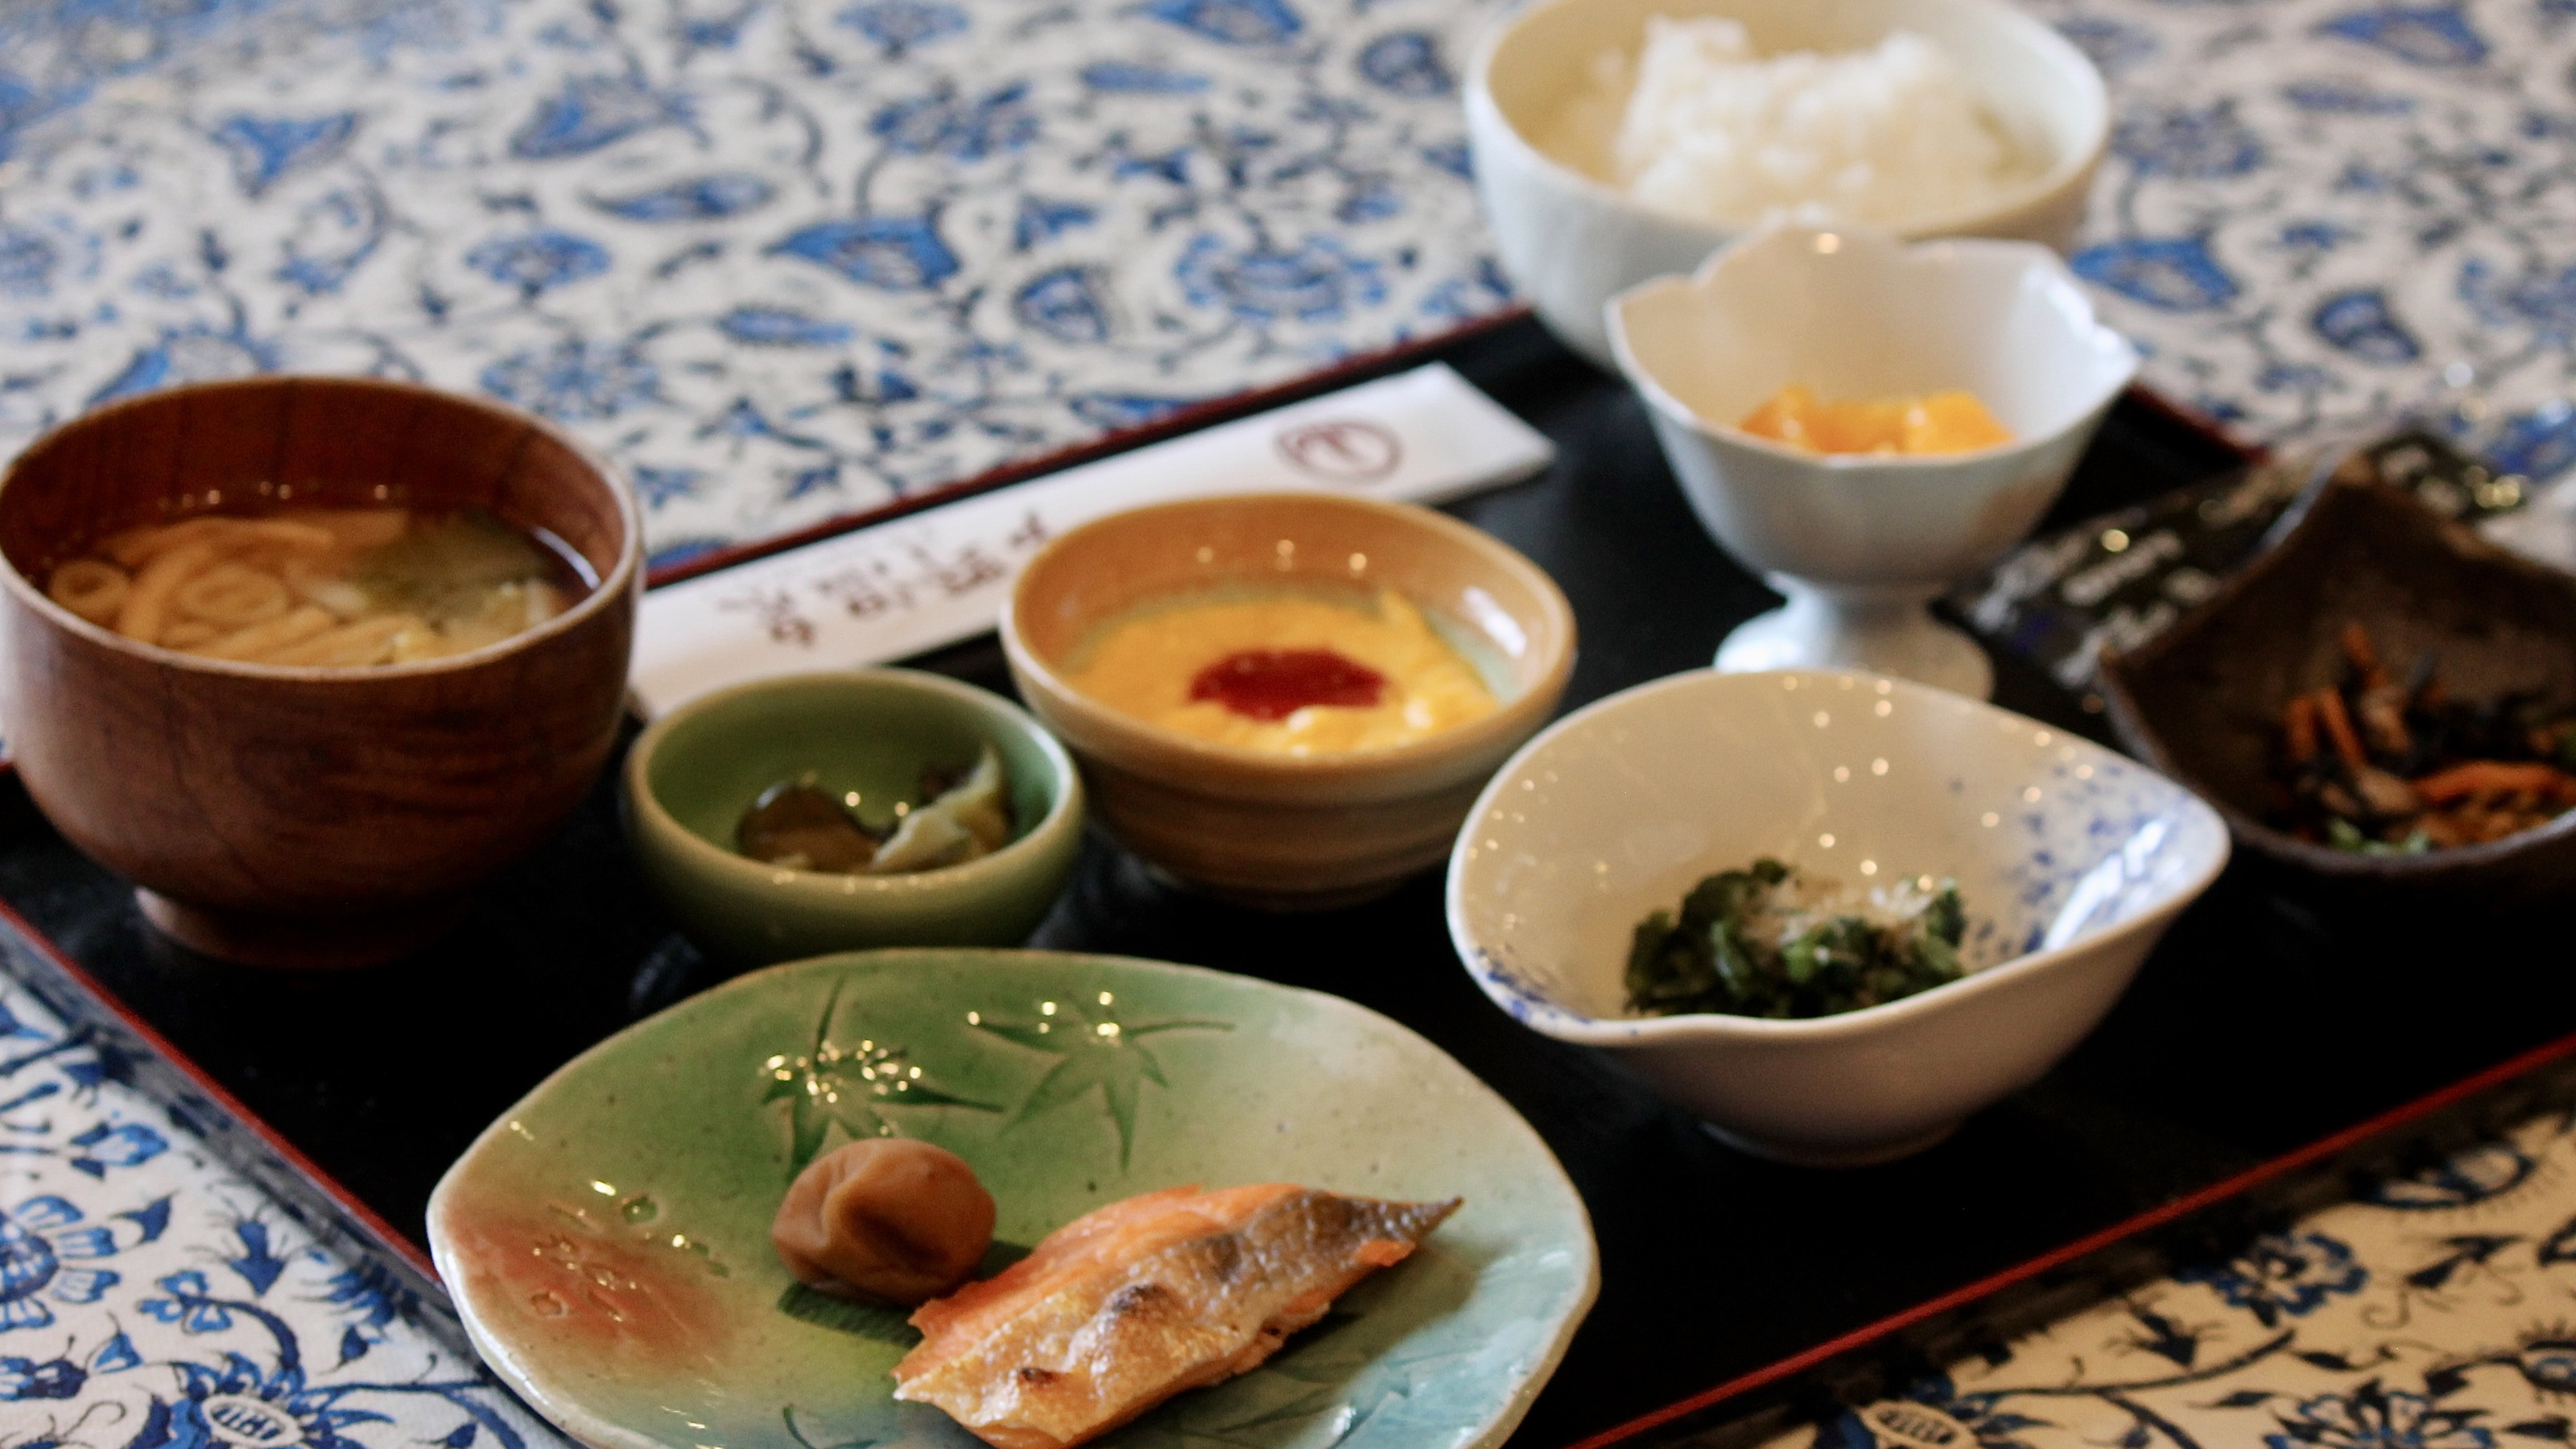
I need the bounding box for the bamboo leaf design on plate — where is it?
[760,976,1001,1174]
[781,1405,882,1449]
[774,1241,1030,1345]
[968,989,1230,1167]
[1190,1339,1475,1445]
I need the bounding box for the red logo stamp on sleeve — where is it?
[1275,419,1402,481]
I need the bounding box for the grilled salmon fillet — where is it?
[892,1183,1460,1449]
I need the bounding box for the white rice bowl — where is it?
[1539,16,2039,229]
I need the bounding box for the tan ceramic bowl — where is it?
[1001,493,1575,908]
[0,377,641,968]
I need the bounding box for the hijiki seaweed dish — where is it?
[2274,623,2576,853]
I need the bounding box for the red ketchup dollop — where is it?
[1187,649,1387,721]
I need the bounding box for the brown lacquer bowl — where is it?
[0,378,642,966]
[2099,477,2576,906]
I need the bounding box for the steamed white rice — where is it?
[1539,16,2033,229]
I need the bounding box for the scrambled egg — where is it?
[1066,588,1497,755]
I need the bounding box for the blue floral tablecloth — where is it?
[9,0,2576,566]
[1766,1101,2576,1449]
[2031,0,2576,486]
[0,0,1511,569]
[0,923,562,1447]
[13,2,2576,1442]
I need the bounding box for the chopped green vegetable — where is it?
[354,507,554,623]
[1624,857,1968,1020]
[2325,817,2433,857]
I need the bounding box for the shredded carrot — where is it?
[2481,809,2536,843]
[2283,694,2319,764]
[2314,687,2368,773]
[2417,812,2469,848]
[2411,760,2576,805]
[2340,622,2388,688]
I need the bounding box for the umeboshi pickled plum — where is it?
[770,1139,996,1305]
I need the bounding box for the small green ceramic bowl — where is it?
[624,670,1084,965]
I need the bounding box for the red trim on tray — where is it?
[1563,1024,2576,1449]
[641,308,1535,588]
[0,894,444,1281]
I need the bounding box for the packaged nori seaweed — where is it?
[1951,430,2536,702]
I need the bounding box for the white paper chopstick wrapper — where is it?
[630,363,1554,717]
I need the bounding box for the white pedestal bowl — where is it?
[1608,225,2140,699]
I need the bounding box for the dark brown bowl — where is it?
[2098,476,2576,903]
[0,377,642,966]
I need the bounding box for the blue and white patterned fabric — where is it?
[0,0,1509,570]
[1758,1100,2576,1449]
[10,0,2576,564]
[2031,0,2576,482]
[0,923,563,1449]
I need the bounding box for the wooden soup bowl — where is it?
[0,378,642,967]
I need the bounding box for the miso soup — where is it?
[44,505,593,668]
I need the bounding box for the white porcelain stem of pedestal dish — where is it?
[1713,577,1994,699]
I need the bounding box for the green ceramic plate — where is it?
[428,949,1598,1449]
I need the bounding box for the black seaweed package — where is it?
[1951,430,2533,701]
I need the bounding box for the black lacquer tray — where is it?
[4,319,2562,1449]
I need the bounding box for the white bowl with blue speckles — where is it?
[1445,669,2227,1166]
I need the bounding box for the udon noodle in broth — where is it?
[43,505,590,668]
